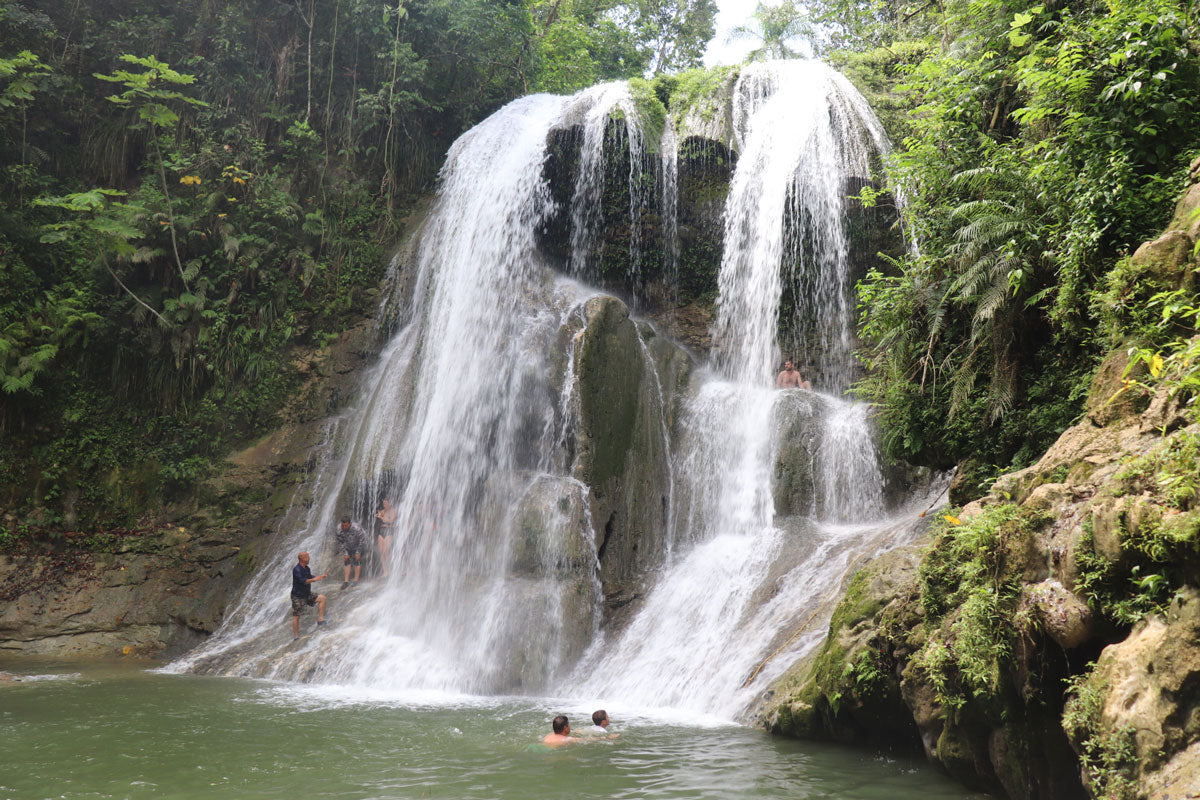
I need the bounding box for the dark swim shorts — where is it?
[291,595,316,616]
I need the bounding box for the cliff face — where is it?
[757,171,1200,800]
[0,317,383,659]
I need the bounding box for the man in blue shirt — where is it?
[290,551,328,639]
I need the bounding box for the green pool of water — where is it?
[0,661,987,799]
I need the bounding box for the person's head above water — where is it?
[784,360,795,371]
[297,551,310,566]
[552,715,569,735]
[591,710,609,728]
[340,516,351,528]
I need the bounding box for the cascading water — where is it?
[566,82,650,288]
[173,88,647,692]
[574,62,907,715]
[174,61,938,723]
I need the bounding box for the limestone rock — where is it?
[1130,229,1195,287]
[1086,349,1148,427]
[1086,591,1200,791]
[1168,182,1200,241]
[1023,579,1095,650]
[771,392,822,517]
[759,544,928,748]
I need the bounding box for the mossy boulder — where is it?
[570,294,695,601]
[760,545,926,749]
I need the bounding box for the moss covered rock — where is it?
[570,294,695,603]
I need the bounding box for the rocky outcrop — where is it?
[760,368,1198,798]
[0,312,386,659]
[569,294,695,609]
[0,525,251,658]
[1067,591,1200,799]
[759,164,1200,800]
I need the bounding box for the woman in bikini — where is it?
[375,497,398,578]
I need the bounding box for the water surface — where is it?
[0,661,987,800]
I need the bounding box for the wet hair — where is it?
[552,715,569,735]
[591,710,607,726]
[340,516,351,524]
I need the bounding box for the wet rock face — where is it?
[771,392,822,518]
[569,294,694,602]
[538,123,731,312]
[0,526,252,659]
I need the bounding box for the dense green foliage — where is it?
[788,0,1200,478]
[915,505,1042,708]
[0,0,716,534]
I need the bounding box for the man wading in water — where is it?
[290,551,327,639]
[542,715,580,747]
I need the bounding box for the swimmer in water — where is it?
[542,714,579,747]
[585,709,619,739]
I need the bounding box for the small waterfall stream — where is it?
[173,61,938,722]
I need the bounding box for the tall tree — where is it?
[636,0,719,73]
[728,1,813,61]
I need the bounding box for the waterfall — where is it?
[566,82,649,289]
[573,62,902,715]
[173,62,933,721]
[173,90,633,691]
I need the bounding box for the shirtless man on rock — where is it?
[776,359,812,390]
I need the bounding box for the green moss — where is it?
[665,65,737,128]
[234,543,258,574]
[1077,507,1198,625]
[627,77,666,154]
[914,504,1048,708]
[1077,430,1200,625]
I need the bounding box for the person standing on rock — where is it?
[336,516,367,588]
[776,359,811,390]
[290,551,327,639]
[375,498,397,578]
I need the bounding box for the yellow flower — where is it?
[1150,354,1164,378]
[943,515,961,525]
[179,175,202,186]
[217,213,227,218]
[231,176,246,185]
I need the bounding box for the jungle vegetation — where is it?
[0,0,717,532]
[787,0,1200,495]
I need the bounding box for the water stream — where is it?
[172,61,934,729]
